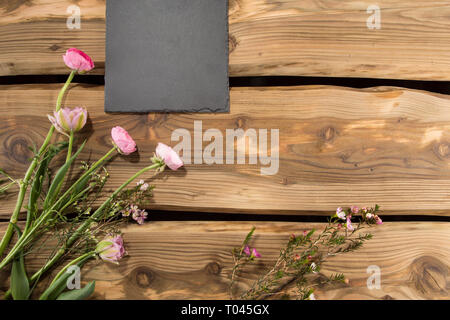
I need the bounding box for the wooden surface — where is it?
[0,221,448,300]
[2,84,450,216]
[1,0,450,79]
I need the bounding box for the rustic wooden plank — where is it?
[0,221,448,300]
[1,0,450,79]
[2,84,450,216]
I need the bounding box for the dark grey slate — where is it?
[105,0,229,113]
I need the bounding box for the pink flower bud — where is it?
[346,216,354,231]
[111,126,137,155]
[63,48,94,73]
[48,107,87,134]
[375,215,383,225]
[96,235,126,264]
[155,143,184,170]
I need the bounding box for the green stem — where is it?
[27,163,161,285]
[66,131,74,163]
[52,130,75,202]
[0,71,76,258]
[56,71,75,112]
[0,147,116,270]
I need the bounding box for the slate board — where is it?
[105,0,229,113]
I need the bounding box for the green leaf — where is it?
[43,140,86,210]
[27,143,68,219]
[38,266,75,300]
[243,227,256,245]
[56,281,95,300]
[39,255,91,300]
[10,227,30,300]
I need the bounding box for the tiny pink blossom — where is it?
[243,245,261,258]
[336,207,346,220]
[351,206,359,214]
[132,208,148,225]
[121,204,138,217]
[96,235,126,264]
[111,126,137,155]
[63,48,94,72]
[303,230,308,236]
[155,143,184,170]
[366,213,374,219]
[251,248,261,258]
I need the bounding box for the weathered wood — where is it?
[1,221,448,300]
[2,84,450,216]
[1,0,450,79]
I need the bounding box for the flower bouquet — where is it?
[0,48,183,300]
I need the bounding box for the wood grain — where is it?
[0,221,448,300]
[2,84,450,216]
[1,0,450,79]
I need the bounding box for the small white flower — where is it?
[140,183,149,191]
[137,179,145,186]
[366,213,374,219]
[310,262,318,273]
[308,293,316,300]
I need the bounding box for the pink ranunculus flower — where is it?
[155,143,184,170]
[48,107,87,134]
[95,235,126,264]
[111,126,137,155]
[63,48,94,73]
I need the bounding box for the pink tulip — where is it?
[96,235,126,264]
[63,48,94,72]
[48,107,87,134]
[111,126,137,155]
[155,143,184,170]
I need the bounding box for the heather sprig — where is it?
[230,205,381,300]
